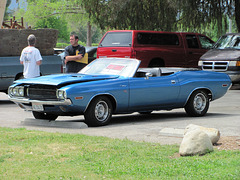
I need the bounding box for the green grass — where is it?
[0,127,239,180]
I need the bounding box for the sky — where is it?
[7,0,27,12]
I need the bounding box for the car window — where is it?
[100,32,132,47]
[137,33,179,45]
[199,35,214,49]
[186,35,199,48]
[228,36,240,49]
[214,35,240,49]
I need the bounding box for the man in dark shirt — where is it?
[64,35,86,73]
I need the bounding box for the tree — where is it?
[20,0,99,45]
[174,0,238,38]
[6,0,240,44]
[235,0,240,31]
[82,0,239,38]
[35,16,69,41]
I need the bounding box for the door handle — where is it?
[112,49,117,52]
[171,80,176,84]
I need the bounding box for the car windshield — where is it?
[79,58,140,77]
[214,34,240,50]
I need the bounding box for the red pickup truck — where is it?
[97,30,214,68]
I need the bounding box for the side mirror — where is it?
[145,72,153,79]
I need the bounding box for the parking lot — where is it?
[0,86,240,145]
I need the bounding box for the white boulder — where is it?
[179,129,213,156]
[184,124,220,144]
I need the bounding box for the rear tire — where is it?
[84,96,112,127]
[32,111,58,120]
[184,90,209,117]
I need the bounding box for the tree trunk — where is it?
[235,0,240,32]
[87,21,92,46]
[0,0,7,28]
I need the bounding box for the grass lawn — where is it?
[0,127,239,179]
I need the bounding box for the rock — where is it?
[179,129,213,156]
[184,124,220,144]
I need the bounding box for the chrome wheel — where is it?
[95,100,109,121]
[84,96,113,126]
[185,90,209,117]
[193,93,207,113]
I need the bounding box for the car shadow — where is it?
[106,111,236,126]
[0,100,14,105]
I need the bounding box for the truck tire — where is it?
[15,73,24,80]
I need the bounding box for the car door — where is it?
[183,34,211,68]
[128,75,180,111]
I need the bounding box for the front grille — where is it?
[27,85,57,100]
[202,61,228,71]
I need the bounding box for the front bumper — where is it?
[227,72,240,83]
[8,96,72,106]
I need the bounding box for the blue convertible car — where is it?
[8,58,231,126]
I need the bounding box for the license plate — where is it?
[32,103,44,111]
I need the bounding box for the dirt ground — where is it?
[215,136,240,151]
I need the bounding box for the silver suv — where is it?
[199,33,240,84]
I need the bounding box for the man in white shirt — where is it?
[20,34,42,78]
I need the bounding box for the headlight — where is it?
[8,87,13,95]
[229,60,240,66]
[13,87,18,95]
[18,87,24,96]
[9,86,24,97]
[57,90,67,100]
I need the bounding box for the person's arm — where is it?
[20,50,24,65]
[65,54,83,63]
[64,46,84,64]
[36,60,42,65]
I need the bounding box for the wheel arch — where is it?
[84,93,117,113]
[148,58,165,67]
[15,72,24,80]
[184,88,212,106]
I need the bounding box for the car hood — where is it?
[200,49,240,61]
[14,74,120,87]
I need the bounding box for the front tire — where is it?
[84,96,112,127]
[184,90,209,117]
[32,111,58,120]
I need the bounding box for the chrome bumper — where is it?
[8,96,72,106]
[228,74,240,83]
